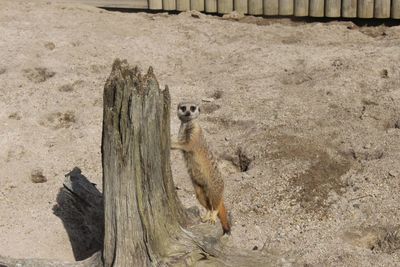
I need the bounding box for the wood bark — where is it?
[101,59,191,266]
[0,59,293,267]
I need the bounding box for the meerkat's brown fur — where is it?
[171,102,231,235]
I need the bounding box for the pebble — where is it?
[201,97,214,102]
[31,168,47,183]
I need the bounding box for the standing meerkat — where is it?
[171,101,231,235]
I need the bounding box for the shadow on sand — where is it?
[52,167,104,261]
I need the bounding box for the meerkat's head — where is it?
[177,102,200,122]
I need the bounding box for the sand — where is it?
[1,0,400,265]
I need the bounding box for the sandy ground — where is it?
[1,0,400,266]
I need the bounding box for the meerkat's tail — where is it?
[218,201,231,235]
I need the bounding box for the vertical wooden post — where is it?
[392,0,400,18]
[234,0,248,13]
[177,0,190,11]
[149,0,163,9]
[248,0,263,14]
[264,0,280,15]
[325,0,341,17]
[279,0,295,14]
[358,0,374,17]
[375,0,390,17]
[218,0,234,13]
[342,0,357,17]
[191,0,205,11]
[294,0,309,16]
[163,0,176,10]
[205,0,218,12]
[309,0,324,16]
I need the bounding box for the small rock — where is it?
[380,69,388,78]
[222,11,245,21]
[211,90,223,99]
[388,171,398,177]
[31,168,47,183]
[363,144,371,149]
[352,186,360,192]
[202,98,215,102]
[58,84,74,92]
[332,59,343,68]
[252,245,258,250]
[190,10,202,19]
[8,112,21,120]
[345,22,358,30]
[44,42,56,50]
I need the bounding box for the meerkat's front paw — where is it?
[170,141,180,150]
[201,210,211,223]
[171,141,190,152]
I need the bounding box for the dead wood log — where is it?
[0,59,297,267]
[0,252,101,267]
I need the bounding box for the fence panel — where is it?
[294,0,309,16]
[309,0,324,17]
[149,0,163,9]
[68,0,400,19]
[325,0,341,17]
[358,0,374,18]
[218,0,234,13]
[342,0,357,17]
[264,0,279,15]
[163,0,176,10]
[177,0,190,11]
[205,0,218,12]
[375,0,391,18]
[279,0,294,15]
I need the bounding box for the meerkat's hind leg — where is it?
[194,185,212,223]
[209,209,219,225]
[201,210,212,223]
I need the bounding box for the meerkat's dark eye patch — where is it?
[190,106,196,112]
[180,106,186,112]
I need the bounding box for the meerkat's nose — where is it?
[185,111,190,116]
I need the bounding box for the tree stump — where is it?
[0,59,295,267]
[102,58,196,266]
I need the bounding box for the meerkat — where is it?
[171,101,231,235]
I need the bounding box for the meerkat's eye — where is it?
[190,106,196,112]
[180,106,186,112]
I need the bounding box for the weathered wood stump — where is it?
[0,59,293,267]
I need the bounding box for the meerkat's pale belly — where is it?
[183,153,210,187]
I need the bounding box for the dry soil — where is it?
[1,1,400,266]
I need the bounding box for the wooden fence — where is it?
[158,0,400,18]
[64,0,400,18]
